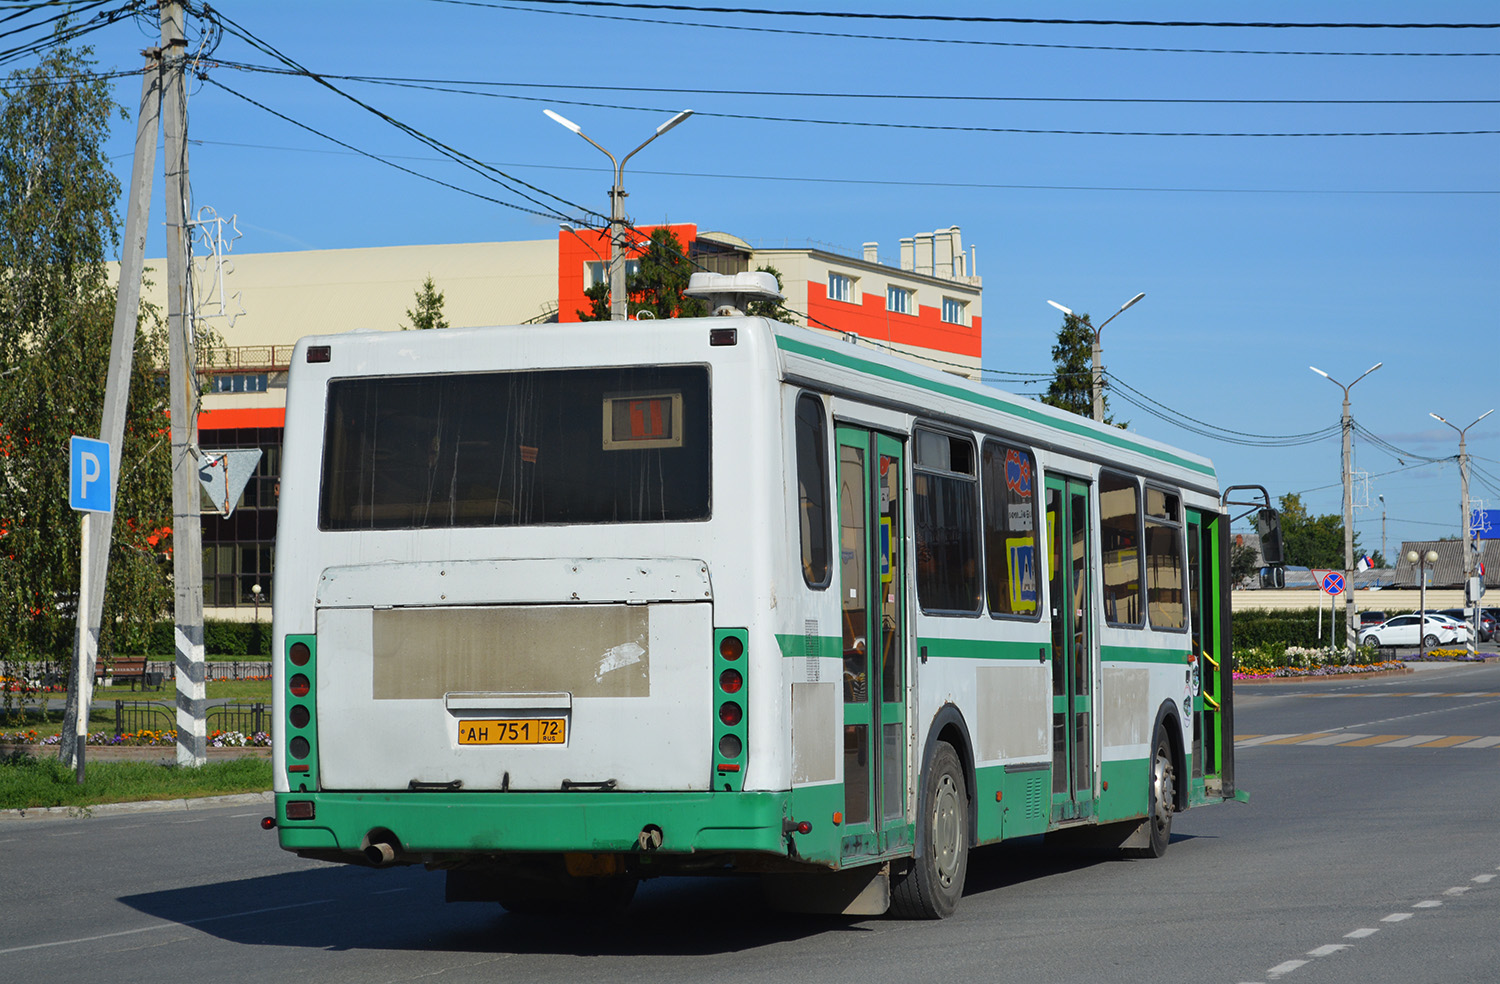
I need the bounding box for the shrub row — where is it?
[1231,607,1412,650]
[135,619,272,658]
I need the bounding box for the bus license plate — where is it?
[458,719,566,745]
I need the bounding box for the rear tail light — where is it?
[713,629,748,791]
[719,669,743,694]
[719,636,743,661]
[289,674,310,698]
[718,701,742,727]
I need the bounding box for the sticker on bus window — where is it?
[602,392,684,450]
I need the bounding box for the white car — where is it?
[1358,614,1467,649]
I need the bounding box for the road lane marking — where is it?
[1415,735,1481,747]
[1413,900,1442,908]
[1263,732,1337,745]
[1344,928,1379,938]
[1301,732,1373,745]
[1456,736,1500,748]
[1381,913,1413,922]
[1307,944,1348,957]
[1235,734,1299,746]
[1474,874,1496,883]
[1266,959,1307,978]
[0,899,333,956]
[1336,734,1408,746]
[1375,734,1445,747]
[1444,887,1471,896]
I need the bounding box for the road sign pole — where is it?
[73,514,92,783]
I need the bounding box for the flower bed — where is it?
[1404,648,1488,662]
[0,728,271,747]
[1232,642,1401,681]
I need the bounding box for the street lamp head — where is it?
[656,109,693,135]
[251,583,262,597]
[1119,292,1145,312]
[1406,550,1418,563]
[1426,549,1439,563]
[1046,299,1073,317]
[543,109,582,134]
[1309,365,1331,381]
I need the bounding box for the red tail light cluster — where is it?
[283,635,318,797]
[713,629,748,791]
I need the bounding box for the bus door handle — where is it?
[1039,647,1047,664]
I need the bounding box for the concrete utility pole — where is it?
[543,108,693,321]
[59,48,163,773]
[1311,362,1381,661]
[161,1,207,767]
[1431,408,1495,657]
[1045,292,1144,422]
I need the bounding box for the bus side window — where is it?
[795,393,831,588]
[1099,471,1143,626]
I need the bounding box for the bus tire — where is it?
[890,741,968,919]
[1126,727,1176,859]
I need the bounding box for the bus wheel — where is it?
[1127,729,1176,859]
[890,741,968,919]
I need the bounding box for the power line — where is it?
[423,1,1500,57]
[429,0,1500,31]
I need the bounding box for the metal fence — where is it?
[114,700,270,739]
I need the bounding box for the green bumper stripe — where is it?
[275,790,791,856]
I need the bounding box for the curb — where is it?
[0,790,273,823]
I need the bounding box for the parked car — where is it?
[1410,611,1475,643]
[1358,610,1387,628]
[1438,608,1495,642]
[1358,614,1465,649]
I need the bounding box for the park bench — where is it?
[99,657,162,691]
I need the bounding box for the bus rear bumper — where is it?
[274,790,792,859]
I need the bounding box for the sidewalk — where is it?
[0,790,272,823]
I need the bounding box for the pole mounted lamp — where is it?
[1046,292,1144,423]
[1406,548,1441,660]
[544,108,694,322]
[1429,407,1494,656]
[1310,362,1382,662]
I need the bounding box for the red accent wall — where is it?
[557,223,698,322]
[807,282,981,358]
[199,407,286,431]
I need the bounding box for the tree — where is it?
[0,41,172,717]
[1275,493,1359,569]
[1040,311,1120,424]
[576,228,707,322]
[745,265,799,325]
[1230,540,1260,586]
[401,275,449,330]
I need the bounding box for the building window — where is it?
[828,273,856,304]
[210,373,268,393]
[942,297,967,325]
[585,260,640,287]
[887,285,914,316]
[199,427,281,608]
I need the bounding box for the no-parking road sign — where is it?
[1319,570,1345,596]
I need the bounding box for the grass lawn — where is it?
[0,752,271,810]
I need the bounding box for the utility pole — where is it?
[1045,292,1144,423]
[58,48,163,773]
[1431,408,1495,657]
[1378,494,1386,565]
[1311,362,1381,661]
[543,108,693,321]
[161,1,206,767]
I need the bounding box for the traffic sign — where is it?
[1320,570,1345,596]
[69,436,112,513]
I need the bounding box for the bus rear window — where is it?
[319,366,710,530]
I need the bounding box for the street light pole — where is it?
[1310,361,1382,662]
[1430,407,1495,656]
[544,108,693,322]
[1407,548,1440,660]
[1378,494,1386,564]
[1047,293,1144,422]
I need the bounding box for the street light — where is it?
[1377,494,1386,565]
[1406,549,1441,660]
[1310,362,1382,662]
[1430,407,1495,656]
[1046,292,1144,423]
[544,108,693,322]
[251,582,263,655]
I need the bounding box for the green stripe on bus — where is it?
[1101,643,1189,665]
[775,333,1214,476]
[916,636,1046,662]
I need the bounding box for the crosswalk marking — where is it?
[1235,732,1500,749]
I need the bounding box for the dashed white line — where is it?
[1378,734,1446,747]
[1474,874,1496,883]
[1307,944,1349,957]
[1455,736,1500,748]
[1345,928,1379,939]
[1236,734,1299,746]
[0,899,333,956]
[1413,900,1443,909]
[1444,886,1471,896]
[1266,959,1307,978]
[1382,912,1414,922]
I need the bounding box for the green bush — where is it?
[1232,608,1361,650]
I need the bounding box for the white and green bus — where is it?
[270,313,1241,918]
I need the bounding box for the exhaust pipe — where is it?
[363,831,400,866]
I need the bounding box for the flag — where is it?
[1357,555,1372,571]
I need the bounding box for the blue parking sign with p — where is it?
[70,436,112,513]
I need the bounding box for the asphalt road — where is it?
[3,660,1497,984]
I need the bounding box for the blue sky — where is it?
[28,1,1500,557]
